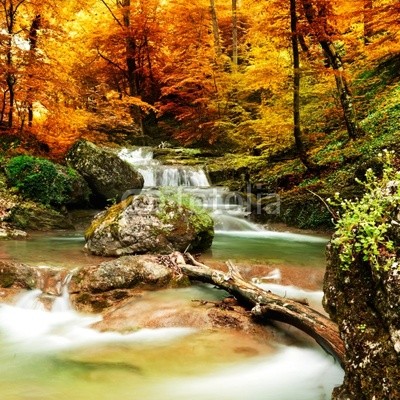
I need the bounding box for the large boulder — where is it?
[71,255,179,293]
[66,140,143,206]
[4,155,90,208]
[324,242,400,399]
[70,255,189,312]
[0,261,37,289]
[0,176,74,231]
[323,167,400,399]
[9,202,75,230]
[84,194,214,256]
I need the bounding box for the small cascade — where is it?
[1,288,196,355]
[52,273,73,312]
[14,270,74,312]
[118,148,209,188]
[119,147,261,232]
[15,289,46,311]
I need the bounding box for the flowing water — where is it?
[0,284,343,400]
[0,147,343,399]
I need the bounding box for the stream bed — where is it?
[0,229,343,399]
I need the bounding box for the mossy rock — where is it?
[67,139,144,206]
[85,194,214,256]
[4,155,90,207]
[9,202,74,231]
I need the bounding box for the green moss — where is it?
[5,155,80,206]
[157,189,213,232]
[0,272,16,288]
[85,197,132,240]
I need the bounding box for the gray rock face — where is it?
[324,235,400,399]
[9,203,75,230]
[84,195,214,256]
[70,254,189,312]
[0,171,74,231]
[66,140,143,206]
[72,255,175,293]
[0,225,27,239]
[0,261,37,289]
[0,256,188,312]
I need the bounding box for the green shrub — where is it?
[329,150,399,271]
[5,155,72,206]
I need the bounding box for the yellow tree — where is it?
[79,0,165,136]
[157,0,231,145]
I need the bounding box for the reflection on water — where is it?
[0,229,328,269]
[208,230,328,268]
[0,231,106,269]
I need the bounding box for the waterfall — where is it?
[119,148,210,188]
[52,273,73,312]
[14,272,74,312]
[15,288,46,311]
[118,147,261,232]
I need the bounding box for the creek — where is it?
[0,147,343,399]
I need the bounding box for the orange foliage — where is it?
[0,0,398,154]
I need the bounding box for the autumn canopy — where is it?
[0,0,399,159]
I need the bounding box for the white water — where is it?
[251,266,324,308]
[119,147,210,188]
[118,147,262,231]
[0,289,343,399]
[255,282,324,309]
[213,229,328,242]
[162,347,343,400]
[1,290,196,354]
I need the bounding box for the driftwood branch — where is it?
[171,252,344,367]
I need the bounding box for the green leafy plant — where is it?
[5,155,72,206]
[329,150,399,271]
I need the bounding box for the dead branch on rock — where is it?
[169,252,344,367]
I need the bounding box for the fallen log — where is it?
[167,252,345,367]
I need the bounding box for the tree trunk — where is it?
[210,0,222,59]
[290,0,316,172]
[364,0,373,44]
[232,0,238,67]
[27,14,41,128]
[6,6,15,129]
[301,0,360,140]
[120,0,144,134]
[7,74,14,129]
[0,89,9,125]
[168,252,345,366]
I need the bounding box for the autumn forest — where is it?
[1,2,400,399]
[0,0,398,161]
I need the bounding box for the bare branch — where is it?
[307,189,338,220]
[96,47,126,75]
[99,0,124,28]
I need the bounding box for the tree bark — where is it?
[6,1,15,129]
[120,0,144,134]
[290,0,316,172]
[6,71,15,129]
[210,0,222,59]
[0,89,9,125]
[27,14,41,128]
[232,0,238,67]
[301,0,360,140]
[168,252,345,366]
